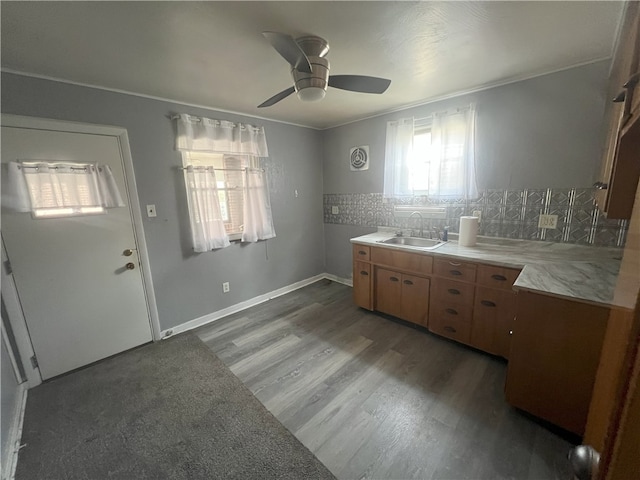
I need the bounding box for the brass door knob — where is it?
[123,249,134,256]
[125,262,135,270]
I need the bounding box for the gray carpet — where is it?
[16,334,336,480]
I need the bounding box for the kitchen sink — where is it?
[378,236,446,250]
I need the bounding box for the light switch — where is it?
[147,204,157,218]
[332,206,339,215]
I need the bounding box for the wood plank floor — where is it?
[195,280,575,480]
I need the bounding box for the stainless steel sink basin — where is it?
[378,236,445,250]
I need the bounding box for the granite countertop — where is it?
[351,229,628,309]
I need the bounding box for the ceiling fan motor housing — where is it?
[292,56,330,100]
[292,35,330,101]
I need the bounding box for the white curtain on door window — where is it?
[429,105,478,199]
[2,162,31,212]
[242,167,276,243]
[176,114,269,157]
[1,162,125,213]
[184,166,230,251]
[383,118,414,197]
[96,165,126,207]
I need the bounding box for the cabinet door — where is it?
[375,268,403,318]
[596,2,640,219]
[505,291,609,435]
[353,261,373,310]
[471,287,516,357]
[401,274,430,327]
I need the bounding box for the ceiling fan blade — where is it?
[257,86,296,108]
[262,31,312,73]
[328,75,391,94]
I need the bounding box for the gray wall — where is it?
[1,338,21,471]
[1,73,325,330]
[322,61,610,278]
[323,60,609,194]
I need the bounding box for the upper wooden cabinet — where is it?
[595,2,640,219]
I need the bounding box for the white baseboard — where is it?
[2,383,27,480]
[160,273,348,338]
[324,273,353,287]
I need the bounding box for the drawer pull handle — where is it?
[358,250,367,255]
[448,261,462,266]
[403,280,414,285]
[447,288,461,295]
[360,271,369,276]
[444,325,457,333]
[480,300,496,307]
[390,276,400,282]
[449,270,462,276]
[445,308,458,315]
[491,274,507,281]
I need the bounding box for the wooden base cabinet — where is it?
[470,287,517,358]
[375,268,429,327]
[505,291,609,436]
[353,261,373,310]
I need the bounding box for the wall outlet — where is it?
[222,281,230,293]
[331,206,339,214]
[472,210,482,222]
[538,214,558,229]
[146,204,157,218]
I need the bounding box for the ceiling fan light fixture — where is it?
[296,87,326,102]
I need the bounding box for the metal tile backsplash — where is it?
[323,188,628,248]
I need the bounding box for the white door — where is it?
[1,125,153,380]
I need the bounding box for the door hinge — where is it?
[3,259,12,275]
[30,355,38,369]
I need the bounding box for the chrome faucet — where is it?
[409,211,424,237]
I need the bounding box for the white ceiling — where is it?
[1,1,624,129]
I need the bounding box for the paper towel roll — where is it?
[459,216,479,247]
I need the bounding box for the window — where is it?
[11,162,125,218]
[175,113,276,252]
[182,152,258,239]
[384,105,477,199]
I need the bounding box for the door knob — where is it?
[123,249,134,256]
[568,445,600,480]
[125,262,135,270]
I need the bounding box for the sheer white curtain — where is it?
[176,114,269,157]
[242,167,276,243]
[383,118,414,197]
[2,161,125,215]
[175,114,275,250]
[184,166,230,251]
[429,105,478,199]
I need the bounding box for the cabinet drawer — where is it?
[428,306,472,344]
[370,247,433,274]
[429,302,473,324]
[476,264,520,289]
[353,244,371,262]
[433,258,477,283]
[431,279,475,307]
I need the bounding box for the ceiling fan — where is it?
[258,32,391,108]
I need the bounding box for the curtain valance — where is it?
[175,114,269,157]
